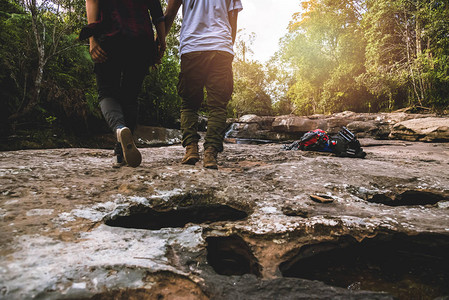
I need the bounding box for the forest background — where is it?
[1,0,448,148]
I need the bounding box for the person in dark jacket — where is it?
[84,0,166,167]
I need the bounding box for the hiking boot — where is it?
[203,147,218,169]
[181,143,200,165]
[117,127,141,168]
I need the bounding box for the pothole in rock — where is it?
[105,204,248,230]
[206,235,262,277]
[279,233,449,300]
[368,189,447,206]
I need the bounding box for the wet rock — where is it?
[90,272,209,300]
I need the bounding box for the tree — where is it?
[266,53,295,115]
[280,0,370,115]
[229,31,273,117]
[0,0,31,126]
[7,0,85,121]
[362,0,449,111]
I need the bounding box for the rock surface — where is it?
[226,112,449,142]
[389,117,449,142]
[135,126,182,147]
[1,140,449,299]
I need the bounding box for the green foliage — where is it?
[279,0,449,114]
[42,33,101,133]
[229,59,273,117]
[0,0,99,134]
[1,0,183,138]
[280,0,371,114]
[265,56,294,115]
[138,12,183,128]
[2,0,448,146]
[139,54,182,128]
[0,2,31,125]
[360,0,449,110]
[229,31,274,117]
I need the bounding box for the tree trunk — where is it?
[9,0,46,121]
[415,16,422,56]
[403,8,422,106]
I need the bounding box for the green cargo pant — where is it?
[178,51,234,152]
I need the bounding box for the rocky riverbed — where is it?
[1,137,449,299]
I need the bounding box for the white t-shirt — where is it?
[179,0,243,56]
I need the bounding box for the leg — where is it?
[112,40,152,168]
[120,39,152,133]
[95,58,126,133]
[178,52,208,147]
[204,51,234,153]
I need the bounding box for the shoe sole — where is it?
[181,157,199,165]
[118,128,142,168]
[204,163,218,169]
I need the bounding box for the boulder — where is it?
[238,114,262,123]
[346,121,390,139]
[272,115,321,133]
[135,126,182,146]
[238,115,275,130]
[227,112,448,142]
[389,117,449,142]
[347,121,378,133]
[326,117,352,134]
[226,123,260,139]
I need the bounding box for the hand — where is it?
[89,38,107,63]
[155,36,166,65]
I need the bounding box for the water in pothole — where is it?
[279,234,449,300]
[105,204,248,230]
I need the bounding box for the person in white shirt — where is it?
[165,0,243,169]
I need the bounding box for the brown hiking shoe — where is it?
[181,143,200,165]
[203,147,218,169]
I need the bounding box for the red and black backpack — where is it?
[298,129,330,151]
[283,127,366,158]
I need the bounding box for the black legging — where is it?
[95,34,156,133]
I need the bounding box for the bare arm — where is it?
[165,0,182,36]
[85,0,107,63]
[228,9,239,45]
[155,21,166,63]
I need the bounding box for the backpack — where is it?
[329,127,366,158]
[283,127,366,158]
[282,129,332,152]
[299,129,332,152]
